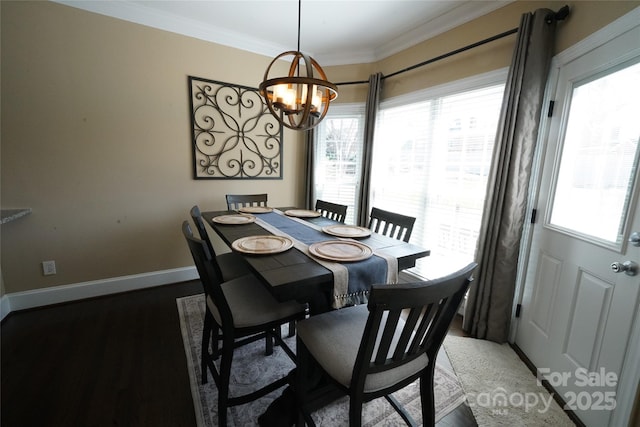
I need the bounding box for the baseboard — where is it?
[0,295,11,322]
[0,266,198,321]
[510,343,586,427]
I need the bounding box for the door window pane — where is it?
[549,61,640,246]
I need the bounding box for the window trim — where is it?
[380,68,509,110]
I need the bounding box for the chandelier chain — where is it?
[297,0,301,52]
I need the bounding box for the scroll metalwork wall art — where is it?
[188,76,283,179]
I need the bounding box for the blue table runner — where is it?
[256,211,392,308]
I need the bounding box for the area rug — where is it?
[177,294,466,426]
[443,335,575,426]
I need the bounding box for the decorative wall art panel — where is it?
[188,76,283,179]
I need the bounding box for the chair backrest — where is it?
[190,205,216,257]
[367,207,416,242]
[315,199,348,223]
[226,194,268,210]
[182,221,232,327]
[351,262,477,391]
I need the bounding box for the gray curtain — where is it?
[463,8,562,343]
[357,72,384,226]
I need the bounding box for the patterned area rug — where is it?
[177,294,466,426]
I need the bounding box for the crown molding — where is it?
[372,1,513,64]
[52,0,512,66]
[52,0,288,59]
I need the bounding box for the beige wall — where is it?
[0,1,305,294]
[1,1,637,297]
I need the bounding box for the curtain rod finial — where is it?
[555,5,570,21]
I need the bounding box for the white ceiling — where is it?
[53,0,511,66]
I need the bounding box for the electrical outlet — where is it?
[42,260,57,276]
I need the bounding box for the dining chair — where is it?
[367,207,416,243]
[295,262,477,427]
[182,221,307,426]
[201,201,298,339]
[192,205,298,341]
[226,193,268,210]
[315,199,348,223]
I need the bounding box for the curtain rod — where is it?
[336,5,569,86]
[336,27,518,86]
[385,27,518,80]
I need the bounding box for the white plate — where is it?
[231,235,293,254]
[322,225,371,238]
[308,240,373,262]
[284,209,321,218]
[238,206,273,214]
[211,214,256,225]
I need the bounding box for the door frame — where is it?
[510,7,640,425]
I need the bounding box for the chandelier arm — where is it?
[287,52,302,77]
[300,52,316,107]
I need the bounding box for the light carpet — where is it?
[177,294,466,426]
[443,335,575,426]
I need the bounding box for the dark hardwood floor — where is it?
[1,281,476,427]
[1,281,202,427]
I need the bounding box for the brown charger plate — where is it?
[231,235,293,254]
[284,209,321,218]
[322,225,371,238]
[308,240,373,262]
[238,206,273,214]
[211,214,256,225]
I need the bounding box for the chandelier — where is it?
[259,0,338,131]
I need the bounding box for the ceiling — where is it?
[54,0,511,66]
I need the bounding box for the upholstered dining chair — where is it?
[182,221,307,426]
[226,193,268,210]
[191,202,296,337]
[367,207,416,243]
[295,262,477,427]
[315,199,348,223]
[193,205,286,348]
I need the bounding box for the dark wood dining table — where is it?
[203,207,430,314]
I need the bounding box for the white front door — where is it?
[515,15,640,427]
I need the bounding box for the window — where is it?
[371,71,506,279]
[312,70,506,280]
[313,104,365,225]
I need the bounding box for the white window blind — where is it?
[371,80,506,279]
[313,104,365,225]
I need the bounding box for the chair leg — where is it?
[420,365,436,427]
[348,395,363,427]
[265,329,274,356]
[288,320,296,337]
[274,325,283,346]
[295,339,310,426]
[201,311,213,384]
[218,336,235,427]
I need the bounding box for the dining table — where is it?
[203,207,430,314]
